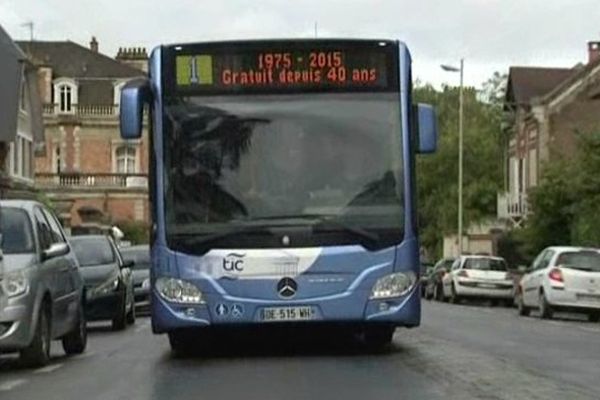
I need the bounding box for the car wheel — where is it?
[434,284,444,302]
[112,295,127,331]
[20,305,51,367]
[363,326,394,351]
[588,311,600,323]
[62,306,87,355]
[539,291,553,319]
[449,284,460,304]
[517,293,530,316]
[126,297,136,325]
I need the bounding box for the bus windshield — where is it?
[163,92,404,250]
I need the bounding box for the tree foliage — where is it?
[414,82,504,257]
[522,131,600,255]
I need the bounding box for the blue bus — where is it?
[120,39,437,352]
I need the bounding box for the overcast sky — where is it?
[1,0,598,87]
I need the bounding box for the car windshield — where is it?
[120,248,150,270]
[70,237,115,267]
[0,207,35,254]
[464,258,507,271]
[556,251,600,272]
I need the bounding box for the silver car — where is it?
[0,200,87,367]
[120,245,150,314]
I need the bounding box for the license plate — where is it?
[578,294,600,302]
[478,283,497,289]
[261,306,314,322]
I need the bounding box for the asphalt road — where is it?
[1,301,599,400]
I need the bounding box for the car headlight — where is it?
[142,278,150,290]
[88,274,120,299]
[155,277,204,304]
[370,272,417,299]
[1,270,29,298]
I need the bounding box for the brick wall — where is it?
[548,90,600,160]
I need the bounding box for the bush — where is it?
[115,220,149,245]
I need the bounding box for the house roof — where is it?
[505,67,574,107]
[0,24,26,142]
[540,56,600,105]
[16,40,143,79]
[79,81,114,105]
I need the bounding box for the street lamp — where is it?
[441,59,464,257]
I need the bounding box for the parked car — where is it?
[516,247,600,322]
[420,261,434,297]
[441,255,514,305]
[69,235,135,330]
[424,258,455,300]
[120,245,150,314]
[0,201,87,367]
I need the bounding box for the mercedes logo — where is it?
[277,277,297,298]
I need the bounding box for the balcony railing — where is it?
[497,192,529,220]
[43,104,119,117]
[35,173,147,190]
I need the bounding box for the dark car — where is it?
[0,201,87,367]
[70,235,135,330]
[420,261,434,296]
[424,258,455,301]
[120,245,150,314]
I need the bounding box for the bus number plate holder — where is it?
[261,306,315,322]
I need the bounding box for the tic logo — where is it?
[223,253,245,272]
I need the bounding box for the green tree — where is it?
[521,130,600,254]
[414,81,504,257]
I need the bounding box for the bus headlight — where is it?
[370,272,416,299]
[155,277,205,304]
[1,270,29,298]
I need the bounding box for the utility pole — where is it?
[441,59,465,257]
[21,21,34,41]
[458,59,464,257]
[314,21,318,38]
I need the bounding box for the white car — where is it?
[516,247,600,322]
[442,256,514,304]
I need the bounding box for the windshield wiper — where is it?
[170,225,272,247]
[247,214,380,245]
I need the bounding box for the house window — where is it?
[58,84,73,113]
[20,78,27,112]
[115,145,137,173]
[8,133,34,181]
[528,149,538,187]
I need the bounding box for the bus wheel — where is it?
[363,326,394,350]
[168,331,191,357]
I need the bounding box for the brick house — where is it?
[0,24,44,200]
[17,38,150,234]
[498,41,600,226]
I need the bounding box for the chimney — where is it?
[589,41,600,64]
[115,46,149,73]
[90,36,98,53]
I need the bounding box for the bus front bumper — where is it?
[150,288,420,334]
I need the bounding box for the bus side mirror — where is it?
[120,78,152,140]
[414,103,437,154]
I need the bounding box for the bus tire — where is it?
[168,331,191,357]
[363,326,394,350]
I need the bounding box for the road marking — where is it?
[33,363,63,374]
[0,379,27,391]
